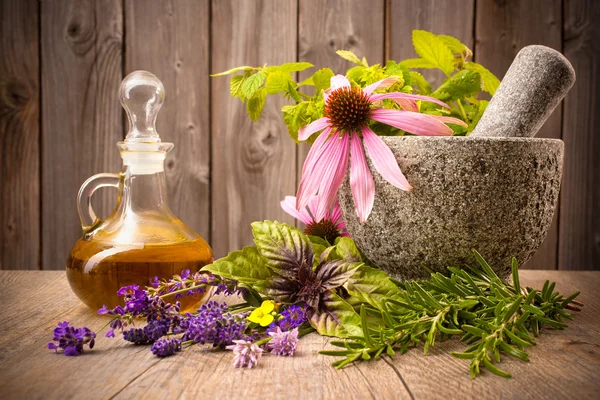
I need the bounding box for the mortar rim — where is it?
[381,135,563,145]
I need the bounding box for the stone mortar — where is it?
[338,136,564,280]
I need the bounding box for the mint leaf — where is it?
[346,65,365,83]
[241,71,267,99]
[265,70,292,95]
[432,70,482,102]
[438,35,472,60]
[344,264,403,309]
[201,246,271,284]
[282,102,309,142]
[469,99,489,131]
[412,30,455,76]
[251,220,314,279]
[230,75,245,98]
[409,71,432,94]
[309,291,363,337]
[400,58,437,69]
[312,68,334,92]
[336,50,368,66]
[287,81,303,102]
[267,62,313,73]
[464,62,500,95]
[246,88,266,121]
[211,66,254,77]
[385,61,411,86]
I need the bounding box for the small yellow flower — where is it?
[247,300,276,326]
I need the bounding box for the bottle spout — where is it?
[120,70,165,143]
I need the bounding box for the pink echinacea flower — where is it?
[296,75,467,222]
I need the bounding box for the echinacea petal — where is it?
[314,134,350,222]
[370,92,451,109]
[329,198,344,224]
[361,126,412,191]
[363,77,400,96]
[281,196,313,225]
[330,75,351,90]
[393,98,419,112]
[298,117,330,141]
[349,132,375,223]
[432,115,468,127]
[369,109,453,136]
[297,131,337,210]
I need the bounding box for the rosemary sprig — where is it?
[321,251,582,378]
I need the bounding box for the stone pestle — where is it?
[470,45,575,138]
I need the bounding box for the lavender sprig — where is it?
[47,322,96,356]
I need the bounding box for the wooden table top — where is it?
[0,270,598,399]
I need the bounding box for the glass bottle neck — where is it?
[117,165,172,216]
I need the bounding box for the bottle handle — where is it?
[77,173,122,233]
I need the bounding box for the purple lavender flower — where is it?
[122,318,175,344]
[267,304,307,333]
[151,338,182,357]
[226,340,263,368]
[177,301,254,349]
[47,321,96,356]
[267,327,299,356]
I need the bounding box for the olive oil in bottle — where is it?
[66,71,213,312]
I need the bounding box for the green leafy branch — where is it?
[212,29,501,139]
[320,250,582,379]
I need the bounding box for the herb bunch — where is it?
[213,29,499,137]
[321,251,582,378]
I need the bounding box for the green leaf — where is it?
[336,50,368,66]
[251,220,314,279]
[246,88,266,121]
[344,264,403,309]
[432,70,482,102]
[346,66,366,82]
[335,237,362,262]
[309,291,363,338]
[483,359,512,378]
[400,58,437,69]
[409,71,432,94]
[282,102,309,142]
[230,75,245,98]
[308,235,331,248]
[464,62,500,95]
[438,35,472,60]
[241,71,267,99]
[201,246,271,284]
[385,61,410,86]
[312,68,335,92]
[287,80,303,102]
[265,70,292,94]
[411,30,455,76]
[266,62,314,73]
[211,66,254,77]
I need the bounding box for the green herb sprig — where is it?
[321,250,582,379]
[212,29,501,137]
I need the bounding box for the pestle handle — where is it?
[470,45,575,138]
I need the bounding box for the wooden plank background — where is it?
[1,0,598,271]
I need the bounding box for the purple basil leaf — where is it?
[317,261,362,290]
[251,221,314,279]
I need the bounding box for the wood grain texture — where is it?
[0,0,40,270]
[296,0,385,230]
[125,0,211,242]
[0,270,597,399]
[475,0,563,270]
[210,0,298,258]
[388,0,475,88]
[41,0,123,270]
[559,0,600,270]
